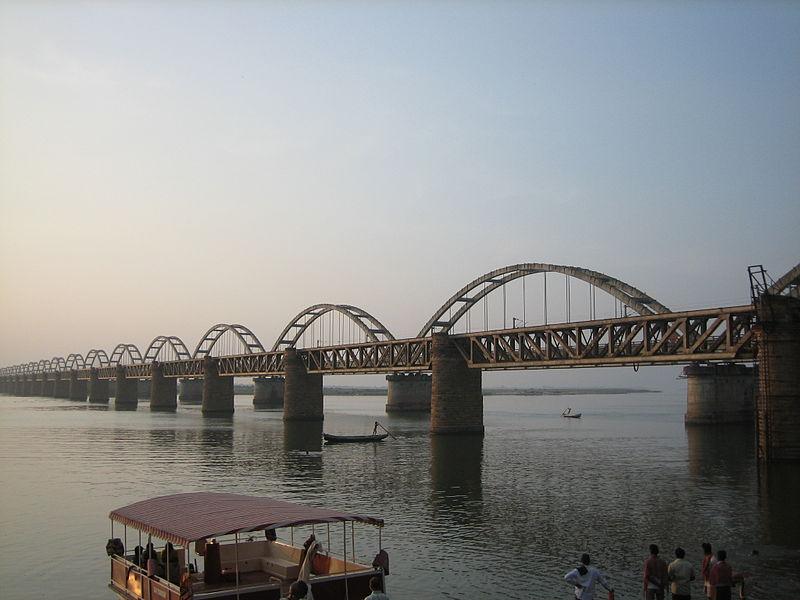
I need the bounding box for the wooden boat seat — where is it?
[260,556,300,579]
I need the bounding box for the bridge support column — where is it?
[68,372,88,401]
[38,378,48,397]
[54,374,70,399]
[179,378,203,405]
[88,369,110,403]
[683,364,755,425]
[114,366,138,407]
[253,376,284,409]
[202,358,234,415]
[21,378,32,396]
[431,333,484,434]
[386,373,431,412]
[283,348,323,421]
[150,363,177,411]
[756,295,800,462]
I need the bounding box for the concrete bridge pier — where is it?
[150,363,177,411]
[88,369,110,403]
[38,378,49,397]
[54,374,70,399]
[202,358,234,415]
[114,366,138,407]
[683,364,755,424]
[386,372,431,412]
[253,376,284,409]
[283,348,323,421]
[756,295,800,461]
[431,333,484,434]
[179,378,203,405]
[68,372,88,401]
[20,377,32,396]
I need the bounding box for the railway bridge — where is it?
[1,262,798,461]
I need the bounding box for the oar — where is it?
[375,421,397,439]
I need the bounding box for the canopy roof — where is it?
[109,492,384,547]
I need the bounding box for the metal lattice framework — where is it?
[109,344,143,366]
[450,305,755,369]
[144,336,192,362]
[193,324,265,358]
[418,263,670,337]
[85,349,110,368]
[271,304,396,351]
[768,262,800,296]
[37,359,51,373]
[65,353,85,370]
[51,357,66,371]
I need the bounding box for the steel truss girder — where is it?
[300,338,431,375]
[0,306,758,379]
[450,305,756,369]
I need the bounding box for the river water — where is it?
[0,391,797,599]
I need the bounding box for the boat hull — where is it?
[323,433,388,444]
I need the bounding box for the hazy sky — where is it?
[1,1,798,389]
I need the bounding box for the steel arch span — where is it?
[271,303,396,351]
[418,263,671,337]
[85,349,110,368]
[50,357,66,371]
[144,336,192,362]
[193,324,265,358]
[109,344,143,366]
[65,353,85,370]
[768,261,800,295]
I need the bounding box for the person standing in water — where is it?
[564,553,613,600]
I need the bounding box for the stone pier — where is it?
[283,348,323,421]
[114,366,138,407]
[179,378,203,404]
[756,294,800,461]
[202,358,234,415]
[386,372,431,412]
[150,362,177,411]
[253,376,284,409]
[68,372,88,401]
[430,333,484,434]
[683,363,755,424]
[54,374,70,399]
[88,369,110,403]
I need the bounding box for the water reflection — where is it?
[430,434,483,523]
[284,421,324,453]
[686,424,755,481]
[759,463,800,546]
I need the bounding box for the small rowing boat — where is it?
[323,421,395,444]
[561,407,582,419]
[323,432,389,444]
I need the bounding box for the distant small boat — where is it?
[323,432,389,444]
[561,407,582,419]
[323,421,395,444]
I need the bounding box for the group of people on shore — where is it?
[565,543,744,600]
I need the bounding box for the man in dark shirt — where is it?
[643,544,669,600]
[709,550,733,600]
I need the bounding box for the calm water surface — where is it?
[0,392,798,599]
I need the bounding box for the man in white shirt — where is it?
[668,547,696,600]
[564,554,613,600]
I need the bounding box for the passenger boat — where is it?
[323,421,393,444]
[561,407,582,419]
[107,492,388,600]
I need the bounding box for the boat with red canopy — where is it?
[107,492,388,600]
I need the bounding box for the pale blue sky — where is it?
[1,1,798,388]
